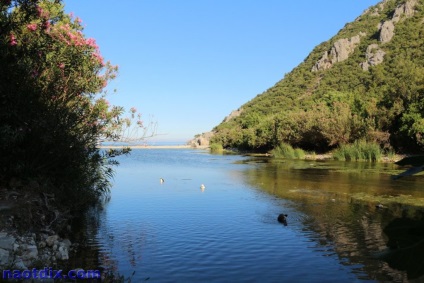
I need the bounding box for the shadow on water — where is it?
[243,157,424,282]
[374,214,424,280]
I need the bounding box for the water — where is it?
[79,149,424,282]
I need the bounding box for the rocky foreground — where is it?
[0,180,75,273]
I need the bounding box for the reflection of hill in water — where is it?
[243,158,424,282]
[376,216,424,280]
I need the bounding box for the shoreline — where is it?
[99,145,209,149]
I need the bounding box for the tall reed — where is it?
[332,140,381,162]
[271,143,305,159]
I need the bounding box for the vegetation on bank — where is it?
[211,0,424,155]
[270,143,306,159]
[332,140,382,162]
[0,0,146,218]
[210,143,224,153]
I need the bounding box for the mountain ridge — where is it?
[211,0,424,153]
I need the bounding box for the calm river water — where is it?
[74,149,424,282]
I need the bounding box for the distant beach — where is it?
[99,144,209,149]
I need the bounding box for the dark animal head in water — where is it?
[278,214,288,226]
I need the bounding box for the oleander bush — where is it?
[0,0,144,207]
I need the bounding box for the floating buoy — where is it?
[200,184,205,190]
[160,178,165,184]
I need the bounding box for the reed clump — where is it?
[332,140,382,162]
[271,143,306,159]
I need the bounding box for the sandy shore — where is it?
[99,145,209,149]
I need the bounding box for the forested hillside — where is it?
[211,0,424,153]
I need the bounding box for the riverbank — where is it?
[99,145,209,150]
[0,181,75,273]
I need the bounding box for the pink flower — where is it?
[9,33,17,46]
[130,107,137,113]
[27,23,37,31]
[85,38,98,49]
[58,63,65,69]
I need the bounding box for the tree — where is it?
[0,0,145,206]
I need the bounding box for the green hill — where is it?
[211,0,424,153]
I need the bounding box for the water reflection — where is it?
[73,151,424,282]
[244,158,424,282]
[376,215,424,279]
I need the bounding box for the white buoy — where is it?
[160,178,165,184]
[200,184,205,190]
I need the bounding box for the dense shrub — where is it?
[0,0,144,207]
[210,143,224,153]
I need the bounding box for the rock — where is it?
[13,258,27,269]
[0,233,16,250]
[330,35,361,63]
[56,245,69,260]
[360,44,386,71]
[22,244,38,260]
[312,33,365,72]
[0,248,10,266]
[378,0,417,44]
[46,235,58,247]
[223,108,243,123]
[38,241,46,248]
[379,21,395,43]
[62,239,72,250]
[312,52,332,72]
[189,132,214,147]
[392,0,417,23]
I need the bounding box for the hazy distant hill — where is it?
[211,0,424,152]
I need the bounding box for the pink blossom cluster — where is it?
[50,23,105,66]
[130,107,137,113]
[9,33,17,46]
[36,5,49,19]
[27,23,37,31]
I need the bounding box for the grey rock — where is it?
[38,241,46,248]
[223,108,243,123]
[379,21,395,43]
[13,258,27,269]
[312,33,364,72]
[393,0,417,23]
[46,235,58,247]
[0,234,16,250]
[312,52,332,72]
[62,239,72,250]
[0,248,10,266]
[22,244,38,260]
[56,245,69,260]
[360,44,386,71]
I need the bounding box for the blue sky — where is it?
[64,0,380,143]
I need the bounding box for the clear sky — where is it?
[64,0,380,143]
